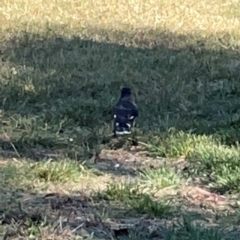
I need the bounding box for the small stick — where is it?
[3,130,21,158]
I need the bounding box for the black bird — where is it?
[113,87,139,136]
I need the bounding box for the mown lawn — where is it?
[1,0,240,239]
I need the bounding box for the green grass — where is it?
[93,182,171,217]
[25,159,94,183]
[164,216,224,240]
[1,0,240,238]
[139,166,181,192]
[0,159,100,194]
[187,141,240,193]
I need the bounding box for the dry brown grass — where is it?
[1,0,240,46]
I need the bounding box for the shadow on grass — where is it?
[1,25,240,161]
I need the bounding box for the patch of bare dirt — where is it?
[92,149,188,177]
[179,186,238,212]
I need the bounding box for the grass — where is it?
[164,216,224,240]
[139,167,181,193]
[1,0,240,238]
[0,158,239,239]
[25,159,94,183]
[93,182,171,217]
